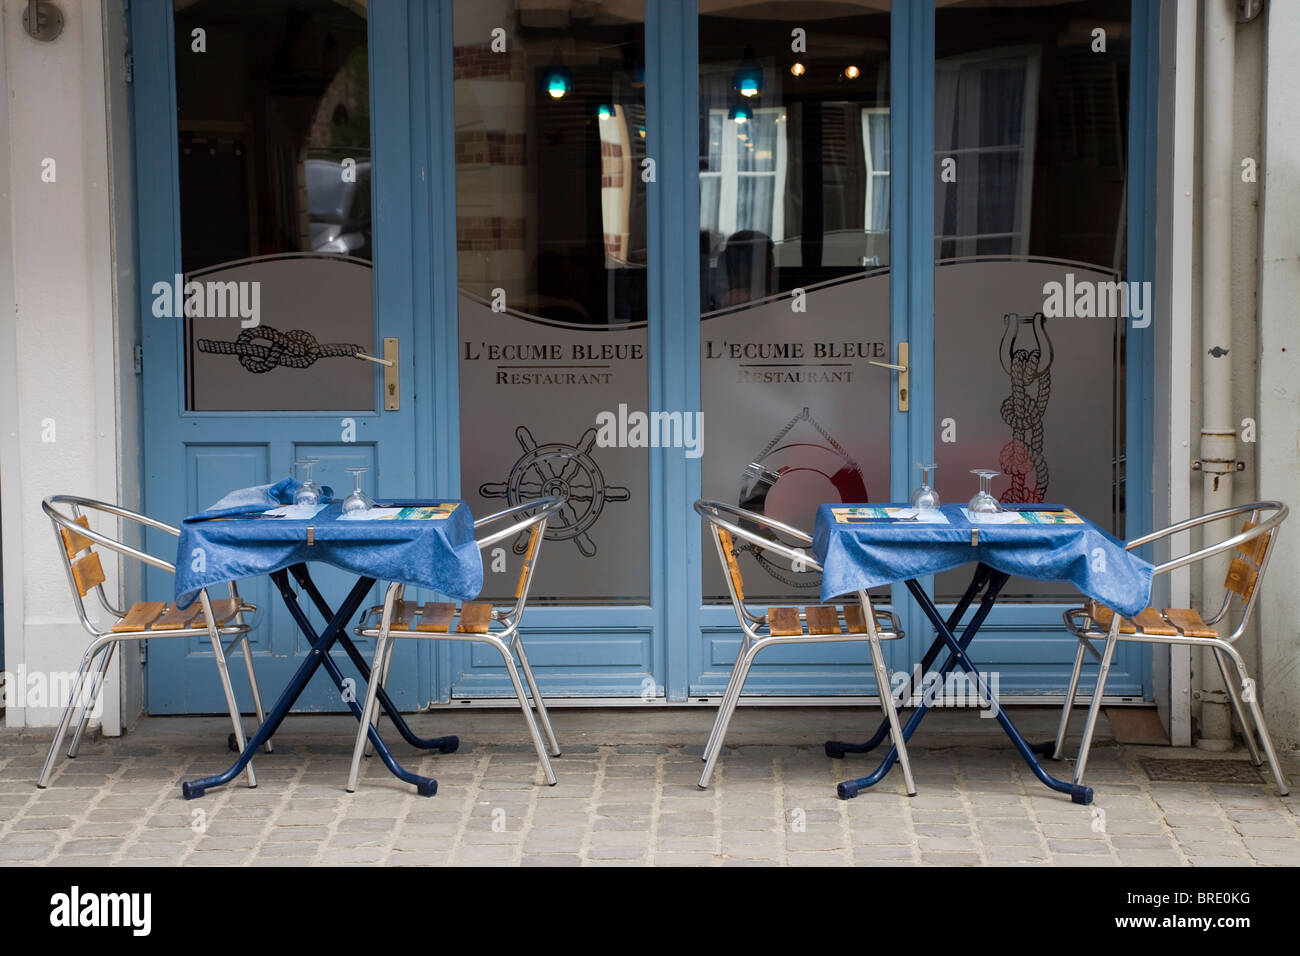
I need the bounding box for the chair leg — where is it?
[495,640,556,786]
[37,645,104,788]
[68,643,117,758]
[1052,639,1090,760]
[1211,647,1263,766]
[699,642,762,790]
[701,634,752,764]
[236,635,273,755]
[512,637,560,757]
[361,638,394,759]
[206,628,256,788]
[1072,628,1119,786]
[348,634,390,793]
[866,631,916,796]
[1218,643,1290,796]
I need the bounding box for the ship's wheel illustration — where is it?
[735,407,869,588]
[479,425,631,557]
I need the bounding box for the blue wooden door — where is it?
[134,0,426,713]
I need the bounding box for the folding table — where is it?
[812,503,1154,805]
[172,494,483,799]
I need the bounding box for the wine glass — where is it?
[293,458,323,506]
[968,469,1002,516]
[910,462,940,512]
[342,465,374,514]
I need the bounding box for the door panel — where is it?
[137,0,419,713]
[930,0,1145,696]
[693,0,898,695]
[448,0,659,697]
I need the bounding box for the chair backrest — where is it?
[474,497,565,617]
[43,496,179,634]
[694,500,821,616]
[1219,503,1287,635]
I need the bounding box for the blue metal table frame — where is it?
[181,563,458,799]
[827,562,1094,805]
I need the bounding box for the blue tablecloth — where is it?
[813,504,1153,617]
[174,496,483,608]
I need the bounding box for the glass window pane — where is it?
[700,0,891,604]
[933,0,1130,601]
[175,0,376,412]
[455,1,649,605]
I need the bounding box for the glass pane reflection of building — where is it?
[699,1,893,604]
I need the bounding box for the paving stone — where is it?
[2,713,1295,868]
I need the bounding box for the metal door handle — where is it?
[869,342,909,412]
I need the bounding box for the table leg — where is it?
[286,564,459,755]
[826,565,993,759]
[181,573,373,799]
[841,575,1093,805]
[274,570,438,796]
[835,568,1007,798]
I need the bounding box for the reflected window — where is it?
[174,0,376,412]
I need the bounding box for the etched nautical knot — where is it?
[997,312,1053,504]
[196,326,363,374]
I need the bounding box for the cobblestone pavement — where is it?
[1,708,1296,866]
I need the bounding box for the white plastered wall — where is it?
[1,0,134,732]
[1257,0,1300,753]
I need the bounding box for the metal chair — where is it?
[1053,500,1290,794]
[694,500,915,794]
[346,497,565,793]
[39,495,271,789]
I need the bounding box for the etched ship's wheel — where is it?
[479,425,631,557]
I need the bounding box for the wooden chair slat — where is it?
[415,602,456,633]
[1235,519,1267,564]
[806,605,841,635]
[71,552,106,597]
[457,602,494,634]
[151,603,202,630]
[767,607,801,636]
[1085,600,1136,634]
[1225,557,1259,600]
[388,600,418,631]
[515,528,541,600]
[199,598,241,627]
[842,604,868,633]
[112,601,166,633]
[716,528,745,603]
[61,515,95,559]
[1132,607,1178,636]
[1161,607,1219,638]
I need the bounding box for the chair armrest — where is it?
[475,497,564,551]
[699,508,824,573]
[1149,503,1287,577]
[694,499,814,544]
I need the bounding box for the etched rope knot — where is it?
[196,326,363,374]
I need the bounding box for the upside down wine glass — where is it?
[342,465,374,514]
[968,469,1002,515]
[293,458,323,506]
[909,462,940,512]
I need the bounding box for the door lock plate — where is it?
[383,337,399,410]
